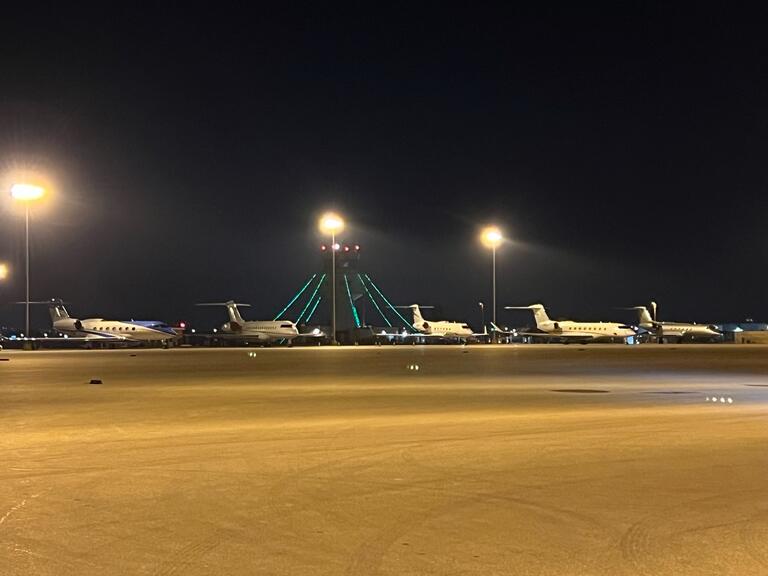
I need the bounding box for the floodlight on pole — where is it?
[10,183,45,201]
[0,263,8,281]
[319,213,344,236]
[318,212,345,344]
[480,226,503,328]
[10,183,46,339]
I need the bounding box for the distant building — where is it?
[715,322,768,343]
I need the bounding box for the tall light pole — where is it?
[10,183,45,338]
[480,226,503,329]
[319,212,345,345]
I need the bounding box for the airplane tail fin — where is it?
[621,306,655,325]
[529,304,550,328]
[409,304,425,325]
[504,303,550,328]
[224,301,246,325]
[637,306,654,325]
[196,301,250,326]
[47,299,70,323]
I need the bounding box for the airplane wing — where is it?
[5,334,129,343]
[0,334,140,349]
[516,329,641,342]
[515,331,599,342]
[397,332,477,341]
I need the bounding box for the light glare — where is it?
[0,263,8,280]
[10,183,45,201]
[481,226,503,248]
[319,212,345,235]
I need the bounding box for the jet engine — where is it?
[222,321,242,333]
[54,319,83,331]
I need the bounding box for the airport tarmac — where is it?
[1,345,767,575]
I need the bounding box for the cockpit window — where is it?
[280,324,293,328]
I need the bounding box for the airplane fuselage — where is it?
[221,320,299,342]
[53,318,178,342]
[641,321,721,340]
[413,320,473,338]
[535,320,636,341]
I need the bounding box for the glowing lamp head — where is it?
[0,263,8,281]
[332,242,340,251]
[481,226,503,249]
[318,212,345,235]
[10,183,45,202]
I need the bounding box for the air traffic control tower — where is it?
[273,243,414,344]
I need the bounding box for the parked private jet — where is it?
[197,301,302,344]
[505,303,639,343]
[627,303,721,342]
[399,304,482,341]
[47,299,178,345]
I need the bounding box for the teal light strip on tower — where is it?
[364,274,414,330]
[273,274,317,320]
[306,296,322,323]
[296,274,326,324]
[344,274,361,328]
[296,293,317,325]
[358,274,391,326]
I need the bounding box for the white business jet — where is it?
[505,303,638,343]
[626,302,721,342]
[197,301,301,344]
[47,299,178,345]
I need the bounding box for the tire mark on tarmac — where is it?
[398,440,639,493]
[620,492,764,575]
[260,445,409,519]
[344,489,608,576]
[147,430,412,576]
[0,498,29,526]
[150,535,224,576]
[740,509,768,569]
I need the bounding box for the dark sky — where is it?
[1,4,767,329]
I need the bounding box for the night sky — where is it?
[1,5,767,329]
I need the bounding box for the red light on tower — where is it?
[343,245,350,252]
[320,245,327,251]
[354,244,360,251]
